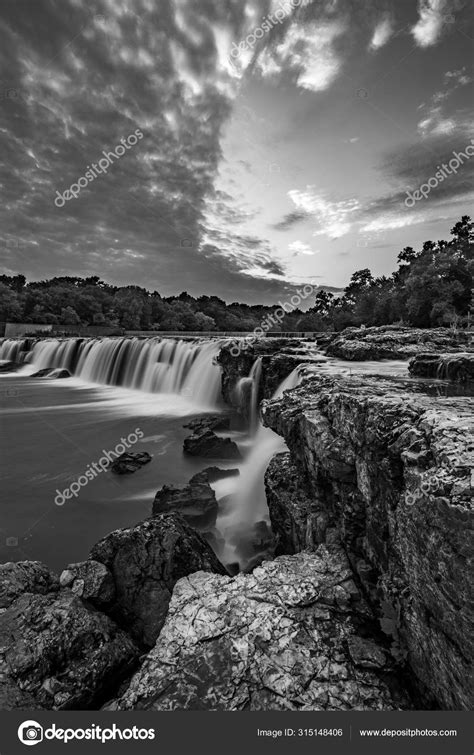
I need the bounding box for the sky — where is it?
[0,0,473,305]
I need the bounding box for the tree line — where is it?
[0,216,472,333]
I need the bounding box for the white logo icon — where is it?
[18,721,43,746]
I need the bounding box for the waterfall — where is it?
[0,338,27,362]
[217,365,303,567]
[233,356,263,433]
[22,337,224,407]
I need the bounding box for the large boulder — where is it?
[153,481,218,530]
[262,373,474,709]
[89,513,227,647]
[112,547,410,711]
[0,591,138,710]
[183,430,242,459]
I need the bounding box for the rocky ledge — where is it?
[217,339,320,418]
[409,352,474,385]
[262,374,473,710]
[325,326,472,361]
[111,547,410,711]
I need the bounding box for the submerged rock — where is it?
[183,430,242,459]
[89,513,227,647]
[112,547,410,711]
[189,466,240,484]
[109,451,152,474]
[262,373,474,710]
[31,367,72,378]
[0,590,138,710]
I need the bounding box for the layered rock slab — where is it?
[112,547,409,711]
[409,352,474,385]
[325,326,472,361]
[262,374,474,709]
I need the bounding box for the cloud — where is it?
[257,19,345,92]
[417,67,473,137]
[273,209,308,230]
[288,240,316,255]
[287,188,360,238]
[369,16,393,50]
[411,0,451,48]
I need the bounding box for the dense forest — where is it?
[1,216,472,333]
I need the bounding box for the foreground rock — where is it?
[325,326,471,361]
[0,561,58,610]
[153,480,218,530]
[59,560,115,608]
[0,591,138,710]
[112,547,410,711]
[262,373,473,709]
[183,430,242,459]
[409,352,474,385]
[90,513,227,647]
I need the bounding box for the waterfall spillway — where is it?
[0,339,27,362]
[233,356,263,434]
[217,365,303,567]
[19,337,224,408]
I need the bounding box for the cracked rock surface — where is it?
[0,590,138,710]
[112,547,410,711]
[262,373,474,709]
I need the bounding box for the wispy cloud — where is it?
[417,67,473,137]
[286,188,360,239]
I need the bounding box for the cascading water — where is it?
[216,365,303,568]
[233,356,263,434]
[23,337,224,408]
[0,338,27,362]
